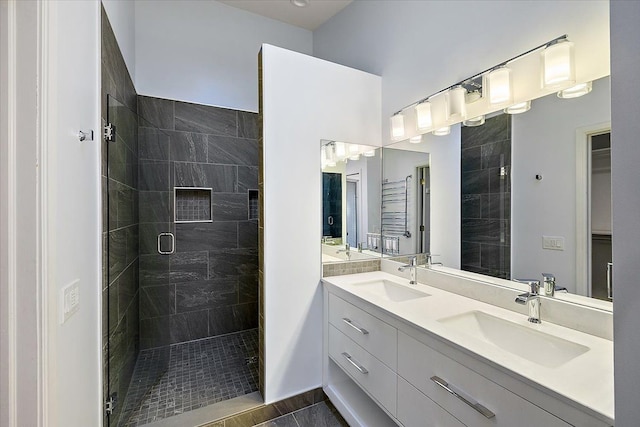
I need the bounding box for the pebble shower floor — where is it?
[120,329,259,426]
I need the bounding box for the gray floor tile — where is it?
[119,329,258,426]
[254,413,299,427]
[292,402,346,427]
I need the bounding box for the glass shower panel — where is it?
[106,95,172,427]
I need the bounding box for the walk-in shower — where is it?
[102,8,260,425]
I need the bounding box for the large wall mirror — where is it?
[387,74,611,307]
[321,141,382,262]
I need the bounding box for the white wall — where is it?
[102,0,135,78]
[49,1,102,425]
[1,1,102,426]
[262,44,381,402]
[511,77,611,292]
[313,0,609,144]
[610,1,640,423]
[135,1,313,112]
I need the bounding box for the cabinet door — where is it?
[329,325,397,416]
[398,332,571,427]
[398,378,466,427]
[329,294,397,369]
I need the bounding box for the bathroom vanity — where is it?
[322,267,613,427]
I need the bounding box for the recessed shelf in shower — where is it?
[174,187,213,223]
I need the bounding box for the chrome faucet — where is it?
[398,256,418,285]
[336,243,351,260]
[542,273,556,296]
[514,279,541,324]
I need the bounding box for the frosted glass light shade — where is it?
[504,100,531,114]
[409,136,422,144]
[543,40,575,88]
[463,116,485,127]
[488,67,513,105]
[558,81,592,99]
[415,102,433,130]
[363,150,376,157]
[391,113,405,140]
[335,142,346,158]
[447,86,467,119]
[433,126,451,136]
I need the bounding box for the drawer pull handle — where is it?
[342,318,369,335]
[342,352,369,374]
[430,376,495,419]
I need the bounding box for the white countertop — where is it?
[322,270,614,424]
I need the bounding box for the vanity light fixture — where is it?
[409,136,422,144]
[389,35,571,142]
[447,86,467,119]
[558,81,592,99]
[391,113,406,140]
[542,39,575,88]
[335,141,346,158]
[463,115,486,127]
[433,126,451,136]
[504,100,531,114]
[349,154,361,161]
[363,150,376,157]
[488,67,513,105]
[348,143,360,154]
[415,101,433,130]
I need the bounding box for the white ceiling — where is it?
[218,0,353,31]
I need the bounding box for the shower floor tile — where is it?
[120,329,259,426]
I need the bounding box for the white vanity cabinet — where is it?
[323,283,612,427]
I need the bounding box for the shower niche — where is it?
[174,187,213,223]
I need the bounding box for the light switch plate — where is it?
[542,236,565,251]
[60,279,80,324]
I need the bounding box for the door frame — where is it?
[575,122,611,297]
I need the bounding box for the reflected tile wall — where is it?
[460,114,511,279]
[138,95,259,349]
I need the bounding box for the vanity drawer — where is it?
[329,324,397,416]
[398,377,466,427]
[329,293,397,369]
[398,332,571,427]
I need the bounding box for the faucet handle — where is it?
[513,279,540,295]
[542,273,556,296]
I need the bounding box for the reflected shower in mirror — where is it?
[321,141,382,263]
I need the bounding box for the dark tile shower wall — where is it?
[101,6,140,426]
[138,95,259,349]
[460,114,512,279]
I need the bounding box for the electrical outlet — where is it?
[542,236,565,251]
[60,279,80,324]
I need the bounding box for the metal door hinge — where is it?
[104,123,116,142]
[105,393,117,416]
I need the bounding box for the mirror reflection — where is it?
[321,141,382,262]
[387,75,611,304]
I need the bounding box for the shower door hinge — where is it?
[104,123,116,142]
[105,393,117,416]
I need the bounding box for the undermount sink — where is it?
[352,279,431,302]
[438,311,589,368]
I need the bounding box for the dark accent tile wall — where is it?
[138,95,260,349]
[101,5,139,426]
[460,114,511,279]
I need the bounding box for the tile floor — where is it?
[253,401,347,427]
[120,329,259,426]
